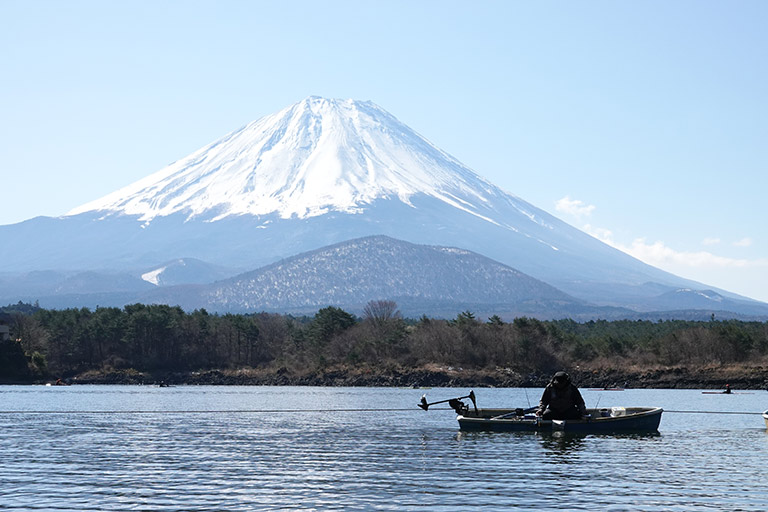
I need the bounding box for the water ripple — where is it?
[1,386,767,511]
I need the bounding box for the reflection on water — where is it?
[0,385,767,511]
[538,431,587,457]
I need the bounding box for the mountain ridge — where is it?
[105,235,603,318]
[4,235,764,321]
[1,97,765,316]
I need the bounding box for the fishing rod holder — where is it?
[418,390,477,414]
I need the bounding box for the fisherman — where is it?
[723,384,731,394]
[536,371,587,420]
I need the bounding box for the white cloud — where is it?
[555,196,595,219]
[584,230,764,270]
[583,224,614,243]
[573,210,763,272]
[616,238,768,301]
[562,199,768,302]
[594,233,768,299]
[619,238,761,269]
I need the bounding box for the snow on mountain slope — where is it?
[67,97,533,228]
[143,235,587,316]
[141,266,166,286]
[7,96,763,316]
[138,258,237,287]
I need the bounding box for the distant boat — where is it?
[701,391,753,394]
[763,410,768,429]
[700,384,754,394]
[588,387,625,391]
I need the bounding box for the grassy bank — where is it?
[56,363,768,390]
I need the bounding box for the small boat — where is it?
[417,391,662,433]
[701,384,752,395]
[701,391,753,395]
[457,406,663,433]
[588,388,624,391]
[763,410,768,429]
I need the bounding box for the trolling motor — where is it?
[418,390,477,415]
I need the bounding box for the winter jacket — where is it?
[537,383,586,416]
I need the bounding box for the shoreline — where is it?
[12,364,767,389]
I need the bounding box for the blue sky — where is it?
[2,1,767,302]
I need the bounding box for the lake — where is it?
[1,385,767,511]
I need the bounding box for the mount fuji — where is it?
[1,97,765,317]
[67,96,508,224]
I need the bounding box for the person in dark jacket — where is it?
[536,371,586,420]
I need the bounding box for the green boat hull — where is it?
[458,407,663,433]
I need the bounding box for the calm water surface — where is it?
[1,385,767,511]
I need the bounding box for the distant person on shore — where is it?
[536,371,587,420]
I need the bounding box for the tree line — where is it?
[1,301,767,382]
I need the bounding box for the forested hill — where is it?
[1,302,767,387]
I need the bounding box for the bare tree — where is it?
[362,300,401,328]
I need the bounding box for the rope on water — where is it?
[665,410,764,415]
[2,408,763,416]
[0,407,454,415]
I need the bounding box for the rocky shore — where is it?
[57,364,768,390]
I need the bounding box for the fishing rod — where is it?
[418,390,477,413]
[490,406,538,420]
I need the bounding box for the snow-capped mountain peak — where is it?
[67,97,513,223]
[6,98,763,317]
